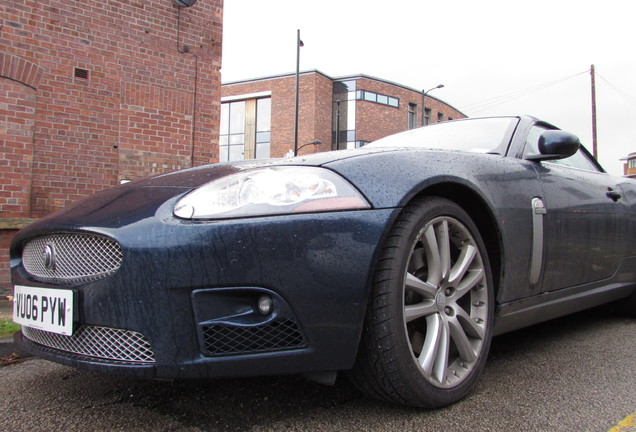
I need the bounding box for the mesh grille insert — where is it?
[22,234,123,284]
[22,325,155,364]
[202,318,305,356]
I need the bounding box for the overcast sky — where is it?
[221,0,636,176]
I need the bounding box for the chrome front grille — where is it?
[22,234,123,284]
[22,325,155,364]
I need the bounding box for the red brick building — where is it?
[0,0,223,287]
[221,71,465,159]
[624,152,636,178]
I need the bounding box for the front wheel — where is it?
[351,196,494,408]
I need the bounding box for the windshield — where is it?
[367,117,518,154]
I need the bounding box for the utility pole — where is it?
[590,64,598,160]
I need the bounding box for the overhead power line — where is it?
[595,72,636,110]
[463,70,588,114]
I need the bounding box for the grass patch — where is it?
[0,320,20,335]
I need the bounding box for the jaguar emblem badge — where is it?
[43,243,56,271]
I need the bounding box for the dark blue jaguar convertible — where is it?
[11,116,636,408]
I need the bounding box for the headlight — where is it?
[173,166,370,220]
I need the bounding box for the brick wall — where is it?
[355,77,464,143]
[0,0,223,287]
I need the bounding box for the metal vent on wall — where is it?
[74,67,89,79]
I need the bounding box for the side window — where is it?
[550,148,600,172]
[523,126,601,172]
[523,125,545,158]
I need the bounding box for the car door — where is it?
[523,125,629,292]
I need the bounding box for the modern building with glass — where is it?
[220,71,466,161]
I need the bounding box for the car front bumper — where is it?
[11,190,397,378]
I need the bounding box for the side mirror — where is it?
[526,130,580,162]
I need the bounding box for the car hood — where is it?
[14,148,398,235]
[134,147,399,188]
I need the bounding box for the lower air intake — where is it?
[201,318,305,356]
[22,325,155,364]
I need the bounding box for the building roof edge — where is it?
[221,69,333,86]
[222,70,466,117]
[334,73,465,117]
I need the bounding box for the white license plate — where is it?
[13,285,74,335]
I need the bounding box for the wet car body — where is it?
[11,116,636,406]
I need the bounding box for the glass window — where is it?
[368,117,517,154]
[220,101,246,162]
[229,101,245,134]
[256,98,271,132]
[220,103,229,134]
[424,108,431,126]
[356,90,399,108]
[408,103,417,130]
[256,131,270,143]
[228,133,244,145]
[550,149,601,171]
[255,98,271,158]
[228,144,244,161]
[220,98,271,161]
[256,142,270,159]
[437,112,444,123]
[523,125,601,172]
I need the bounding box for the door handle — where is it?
[606,189,622,202]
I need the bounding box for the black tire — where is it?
[351,196,494,408]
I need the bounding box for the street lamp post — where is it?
[294,30,304,156]
[421,84,444,126]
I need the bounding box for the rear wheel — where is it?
[352,196,494,408]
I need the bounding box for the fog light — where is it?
[257,295,273,315]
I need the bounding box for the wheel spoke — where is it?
[423,225,443,286]
[433,318,450,384]
[408,246,426,273]
[418,314,442,376]
[404,300,437,323]
[455,305,485,340]
[405,273,437,298]
[448,244,477,287]
[448,314,478,363]
[455,268,484,299]
[435,220,451,281]
[417,314,450,385]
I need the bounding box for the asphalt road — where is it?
[1,304,634,432]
